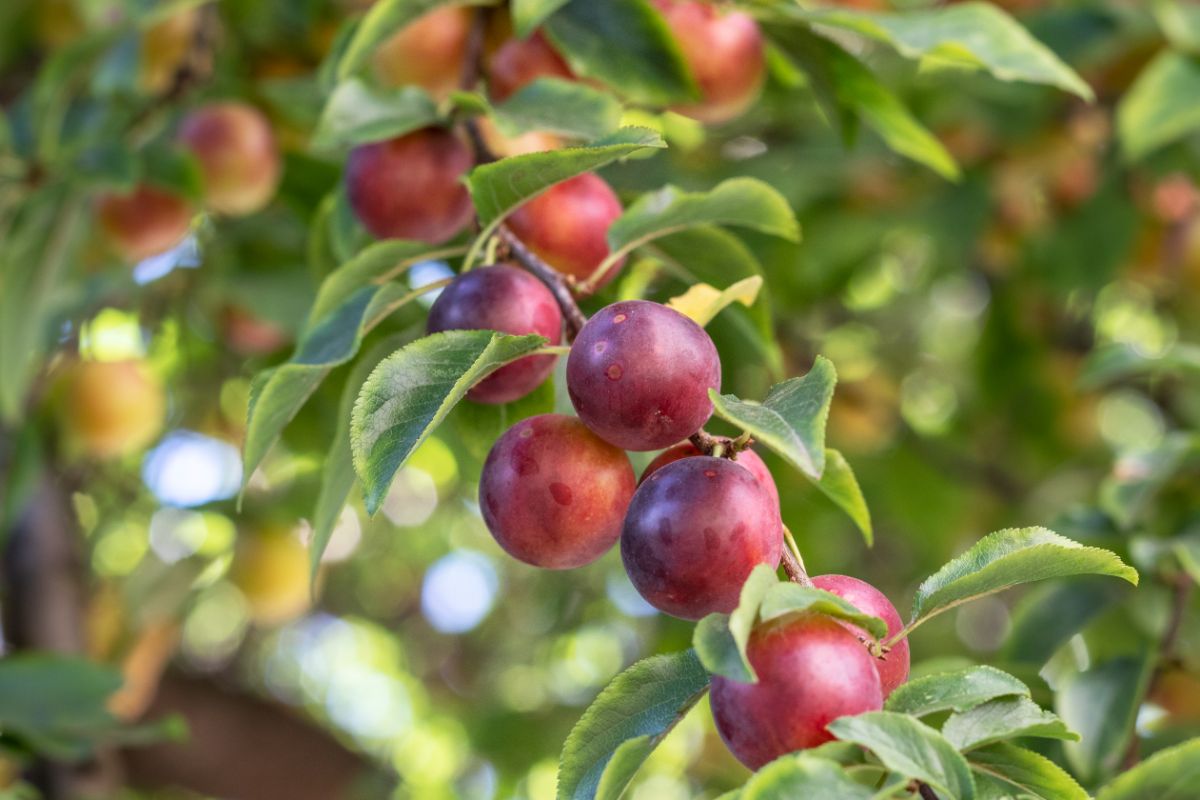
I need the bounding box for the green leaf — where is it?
[829,711,976,800]
[492,78,622,141]
[1096,737,1200,800]
[1100,433,1200,529]
[1057,656,1155,784]
[309,333,410,584]
[709,357,836,479]
[242,241,450,484]
[969,743,1088,800]
[666,277,763,328]
[942,697,1078,752]
[557,650,709,800]
[0,655,121,760]
[772,28,959,180]
[695,565,888,683]
[594,178,799,289]
[543,0,697,106]
[908,527,1138,626]
[740,753,876,800]
[468,127,665,226]
[311,80,440,150]
[793,2,1093,100]
[1154,1,1200,55]
[813,449,872,545]
[512,0,571,38]
[336,0,488,82]
[1118,51,1200,161]
[351,331,548,514]
[1003,578,1126,666]
[693,565,780,683]
[886,666,1031,718]
[1079,342,1200,388]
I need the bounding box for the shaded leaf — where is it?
[543,0,696,106]
[1003,578,1126,666]
[942,696,1078,751]
[741,753,876,800]
[512,0,571,38]
[493,78,622,141]
[557,650,709,800]
[1100,433,1200,529]
[693,564,778,683]
[829,711,976,800]
[351,331,548,514]
[969,743,1088,800]
[886,666,1030,718]
[909,527,1138,625]
[1154,0,1200,55]
[0,655,122,760]
[813,449,872,545]
[312,80,439,150]
[709,357,836,479]
[1079,342,1200,388]
[1057,655,1155,784]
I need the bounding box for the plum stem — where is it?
[781,526,813,587]
[497,225,587,340]
[459,9,500,166]
[918,782,940,800]
[688,429,753,459]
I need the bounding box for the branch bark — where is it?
[497,225,587,340]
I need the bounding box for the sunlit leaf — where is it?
[886,666,1030,718]
[942,696,1078,751]
[667,277,762,327]
[1118,51,1200,161]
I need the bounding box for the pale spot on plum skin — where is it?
[594,341,607,355]
[606,364,623,380]
[519,427,534,438]
[704,470,717,478]
[613,313,627,324]
[549,482,573,505]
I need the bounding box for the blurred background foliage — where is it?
[0,0,1198,798]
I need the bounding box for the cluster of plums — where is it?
[427,269,911,769]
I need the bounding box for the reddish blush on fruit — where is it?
[372,6,473,100]
[178,101,281,216]
[96,184,192,262]
[345,127,473,244]
[811,574,910,697]
[710,613,884,769]
[640,441,780,512]
[567,301,720,451]
[487,31,574,102]
[480,414,636,569]
[621,456,781,619]
[427,264,563,404]
[506,173,625,290]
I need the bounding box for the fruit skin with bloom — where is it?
[654,0,765,125]
[96,184,193,263]
[621,456,782,620]
[178,102,282,216]
[640,441,780,512]
[567,301,720,451]
[61,360,166,460]
[426,263,563,404]
[505,173,625,290]
[486,31,574,103]
[371,6,473,100]
[344,127,474,244]
[811,574,910,697]
[479,414,636,569]
[710,613,885,769]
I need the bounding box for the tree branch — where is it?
[459,8,499,165]
[496,225,587,340]
[918,783,940,800]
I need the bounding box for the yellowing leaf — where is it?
[667,277,763,327]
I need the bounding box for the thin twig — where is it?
[780,545,812,587]
[918,783,940,800]
[496,225,587,340]
[688,429,753,459]
[459,8,499,165]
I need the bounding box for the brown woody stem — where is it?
[496,225,587,340]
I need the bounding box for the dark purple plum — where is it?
[427,264,563,404]
[566,301,720,451]
[480,414,636,569]
[621,456,781,619]
[640,441,780,512]
[811,574,910,697]
[710,613,884,769]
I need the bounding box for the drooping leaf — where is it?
[542,0,697,106]
[492,78,622,141]
[829,711,976,800]
[242,241,453,484]
[942,696,1078,751]
[909,527,1138,625]
[667,277,763,328]
[1118,51,1200,162]
[813,449,872,545]
[311,80,440,150]
[351,331,548,514]
[969,743,1089,800]
[1096,737,1200,800]
[791,2,1093,100]
[594,178,799,289]
[771,27,959,179]
[1057,655,1155,784]
[695,565,887,683]
[740,753,876,800]
[309,333,410,584]
[336,0,489,82]
[708,357,836,479]
[886,666,1031,718]
[557,650,710,800]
